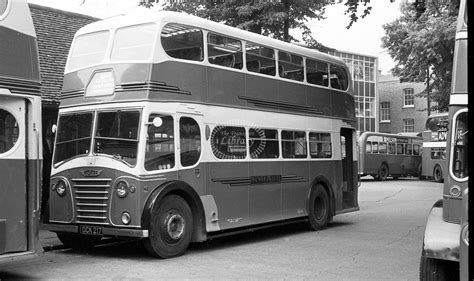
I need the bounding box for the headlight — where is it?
[449,185,462,197]
[55,180,67,197]
[116,181,129,198]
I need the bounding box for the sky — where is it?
[27,0,402,74]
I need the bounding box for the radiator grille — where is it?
[72,178,112,225]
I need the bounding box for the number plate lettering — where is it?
[79,225,103,236]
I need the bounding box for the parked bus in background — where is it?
[420,0,468,279]
[358,132,422,181]
[421,112,449,182]
[42,11,359,258]
[0,0,43,262]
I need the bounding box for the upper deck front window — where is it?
[111,23,157,61]
[67,31,110,71]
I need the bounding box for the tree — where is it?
[139,0,388,45]
[381,0,459,112]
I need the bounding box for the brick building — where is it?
[378,72,428,134]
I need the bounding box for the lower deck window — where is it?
[309,132,332,158]
[211,126,246,159]
[282,131,307,158]
[249,128,279,159]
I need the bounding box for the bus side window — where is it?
[211,126,246,159]
[413,144,420,156]
[306,59,329,87]
[161,23,204,62]
[379,142,387,154]
[282,130,307,158]
[278,51,304,82]
[245,42,275,76]
[329,64,349,91]
[179,117,201,167]
[145,114,175,171]
[405,144,413,155]
[396,143,404,155]
[366,141,372,153]
[372,142,379,154]
[388,143,396,154]
[207,33,243,69]
[249,128,279,159]
[309,132,332,158]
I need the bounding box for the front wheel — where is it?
[56,232,101,250]
[419,256,459,281]
[308,184,330,231]
[143,194,193,258]
[433,165,443,183]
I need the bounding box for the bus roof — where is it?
[74,10,345,67]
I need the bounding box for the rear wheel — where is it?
[376,164,389,181]
[143,194,193,258]
[420,255,459,281]
[308,184,330,231]
[56,232,101,250]
[433,165,443,183]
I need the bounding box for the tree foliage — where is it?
[139,0,386,46]
[381,1,459,112]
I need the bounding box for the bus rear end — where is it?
[0,0,42,263]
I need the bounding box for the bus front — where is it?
[44,16,166,249]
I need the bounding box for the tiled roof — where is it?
[29,4,98,105]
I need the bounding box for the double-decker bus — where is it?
[43,11,359,258]
[421,113,449,182]
[358,132,422,181]
[420,0,468,279]
[0,0,43,262]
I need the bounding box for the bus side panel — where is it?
[208,67,246,106]
[306,85,332,116]
[206,162,249,230]
[249,161,282,224]
[281,161,311,220]
[308,160,342,211]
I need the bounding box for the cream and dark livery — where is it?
[0,0,42,262]
[420,0,469,279]
[43,10,359,258]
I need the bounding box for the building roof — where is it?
[29,4,98,105]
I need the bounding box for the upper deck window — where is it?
[278,51,304,82]
[161,23,203,61]
[329,64,349,91]
[245,42,275,76]
[111,23,157,61]
[306,59,329,87]
[208,33,243,69]
[68,31,110,71]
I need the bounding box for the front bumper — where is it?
[41,223,149,238]
[422,200,460,261]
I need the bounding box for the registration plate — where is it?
[79,225,103,236]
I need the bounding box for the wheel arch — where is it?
[141,180,207,242]
[307,175,335,218]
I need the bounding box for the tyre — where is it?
[56,232,101,250]
[308,184,330,231]
[377,164,389,181]
[143,194,193,258]
[433,165,443,183]
[420,255,459,281]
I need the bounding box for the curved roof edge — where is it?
[76,10,345,66]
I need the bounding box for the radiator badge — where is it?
[81,169,102,177]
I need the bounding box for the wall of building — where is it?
[327,50,378,133]
[378,73,428,134]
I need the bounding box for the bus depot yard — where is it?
[1,177,444,280]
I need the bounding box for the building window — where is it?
[403,88,414,107]
[380,102,391,122]
[403,119,415,132]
